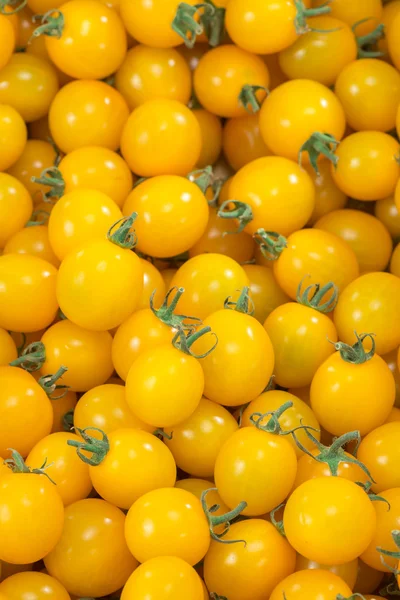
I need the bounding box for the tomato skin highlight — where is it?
[358,422,400,493]
[269,569,353,600]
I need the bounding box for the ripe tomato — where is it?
[387,10,400,70]
[243,265,289,323]
[269,569,352,600]
[335,59,400,132]
[380,195,400,239]
[334,272,400,355]
[56,234,143,331]
[125,487,210,565]
[0,15,15,71]
[315,209,393,273]
[0,53,58,122]
[313,0,382,36]
[49,80,129,154]
[304,161,348,225]
[50,389,77,433]
[272,228,359,300]
[204,519,296,600]
[41,320,114,392]
[126,341,204,427]
[171,254,249,320]
[222,114,270,172]
[227,156,315,236]
[358,422,400,493]
[115,44,191,110]
[194,304,274,407]
[56,146,134,208]
[42,0,126,78]
[7,139,56,204]
[44,498,137,597]
[0,173,32,249]
[361,488,400,571]
[215,426,297,516]
[295,555,359,590]
[123,176,208,258]
[48,189,122,261]
[279,17,357,87]
[259,79,346,163]
[0,254,58,332]
[0,468,64,564]
[193,109,223,168]
[175,479,230,533]
[0,571,70,599]
[382,349,400,408]
[194,45,269,119]
[121,99,201,177]
[284,477,376,564]
[311,337,395,436]
[139,259,166,309]
[0,105,26,173]
[165,397,238,477]
[4,225,60,268]
[0,366,53,457]
[0,329,17,366]
[121,556,203,600]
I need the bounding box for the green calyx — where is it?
[4,449,56,484]
[270,503,286,536]
[373,530,400,573]
[253,229,287,261]
[31,166,65,200]
[201,487,247,545]
[238,85,269,113]
[172,326,218,358]
[26,209,51,227]
[337,595,370,600]
[38,365,70,400]
[63,409,74,432]
[151,286,202,332]
[355,480,391,509]
[30,9,64,41]
[207,178,225,207]
[188,165,213,195]
[250,400,301,436]
[333,332,376,364]
[217,200,253,234]
[171,2,214,48]
[201,0,225,47]
[9,341,46,372]
[296,277,338,313]
[107,212,138,249]
[67,428,109,466]
[210,594,228,600]
[294,0,332,34]
[298,132,340,175]
[153,429,173,441]
[224,287,255,316]
[354,20,385,58]
[0,0,27,14]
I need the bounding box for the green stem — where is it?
[253,229,287,261]
[201,488,247,545]
[26,209,51,227]
[250,401,295,435]
[4,449,56,484]
[354,21,385,58]
[379,580,400,597]
[107,213,138,249]
[298,132,340,175]
[207,178,225,208]
[172,326,218,358]
[13,332,26,355]
[224,287,254,315]
[30,8,64,41]
[188,165,213,194]
[296,276,338,313]
[9,341,46,372]
[63,409,74,432]
[46,137,62,167]
[201,0,225,46]
[38,365,70,400]
[210,594,228,600]
[332,332,376,364]
[337,595,370,600]
[217,200,253,234]
[270,503,286,536]
[150,286,202,332]
[31,166,65,199]
[238,85,269,113]
[153,428,173,440]
[0,0,27,13]
[67,428,109,466]
[171,2,214,48]
[355,480,391,509]
[294,0,331,34]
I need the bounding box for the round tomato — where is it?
[7,139,56,203]
[387,10,400,70]
[243,264,289,324]
[0,173,32,249]
[49,80,129,154]
[358,422,400,493]
[0,14,15,71]
[361,488,400,571]
[139,259,166,309]
[269,569,352,600]
[295,554,358,590]
[222,113,271,172]
[284,477,376,564]
[41,319,114,392]
[193,109,223,169]
[259,79,346,163]
[0,329,17,366]
[44,498,137,597]
[175,479,230,533]
[0,571,70,600]
[313,0,382,36]
[0,254,58,332]
[4,225,60,267]
[378,195,400,239]
[121,98,201,177]
[194,45,269,118]
[0,105,26,172]
[305,160,348,225]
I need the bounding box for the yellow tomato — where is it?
[222,114,271,172]
[295,554,358,590]
[7,139,56,204]
[243,264,289,323]
[0,173,33,249]
[193,109,223,168]
[375,195,400,239]
[305,160,348,225]
[4,225,60,267]
[0,104,27,172]
[0,329,17,366]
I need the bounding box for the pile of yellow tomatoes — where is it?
[2,0,400,599]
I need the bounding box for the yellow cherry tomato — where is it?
[0,105,26,172]
[121,98,201,177]
[334,272,400,355]
[243,264,289,323]
[43,0,126,79]
[259,79,346,163]
[222,114,271,172]
[284,477,377,564]
[51,389,77,433]
[0,15,15,71]
[0,571,70,599]
[115,44,191,110]
[0,254,57,332]
[121,556,203,600]
[293,447,369,490]
[361,488,400,572]
[49,80,129,154]
[273,228,360,300]
[382,349,400,408]
[295,554,358,590]
[139,259,166,309]
[161,267,177,289]
[7,139,57,204]
[44,498,137,598]
[193,109,222,168]
[194,45,269,118]
[0,328,17,365]
[386,9,400,70]
[0,173,32,249]
[304,160,348,225]
[4,225,60,267]
[0,53,58,122]
[270,569,352,600]
[313,0,382,36]
[228,156,315,236]
[175,479,229,536]
[48,189,122,261]
[386,406,400,423]
[358,422,400,493]
[375,195,400,239]
[41,319,114,392]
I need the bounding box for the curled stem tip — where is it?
[270,503,286,536]
[172,326,218,358]
[31,166,65,199]
[201,487,247,545]
[250,401,295,435]
[332,332,376,364]
[38,365,70,400]
[296,276,338,313]
[294,0,332,34]
[217,200,253,234]
[238,85,269,113]
[0,0,27,12]
[298,132,340,175]
[171,2,214,48]
[26,209,51,227]
[354,20,385,58]
[355,480,390,509]
[201,0,226,47]
[224,287,254,315]
[30,8,64,41]
[188,165,213,194]
[150,286,201,332]
[9,341,46,372]
[67,427,109,466]
[4,449,56,484]
[253,229,287,261]
[107,212,138,249]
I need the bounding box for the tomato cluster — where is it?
[2,0,400,599]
